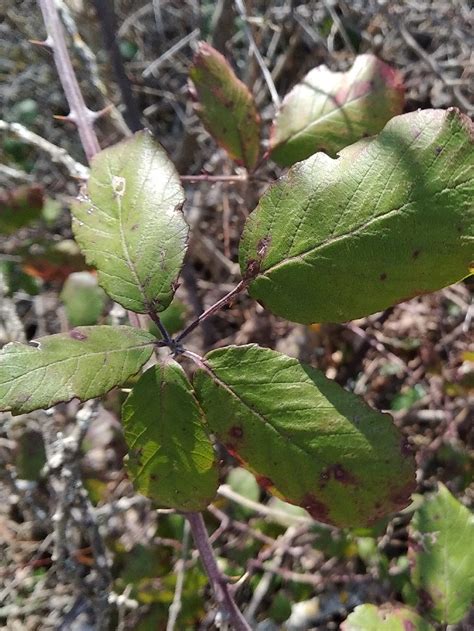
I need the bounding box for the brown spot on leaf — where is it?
[257,235,271,257]
[243,258,260,280]
[69,329,87,341]
[301,493,330,523]
[380,272,387,281]
[320,464,358,488]
[229,425,243,439]
[417,589,434,612]
[390,479,415,512]
[412,249,421,259]
[435,146,443,155]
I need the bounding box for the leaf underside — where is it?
[72,131,187,314]
[341,604,435,631]
[193,344,415,528]
[189,42,261,170]
[240,108,474,324]
[270,54,404,166]
[409,484,474,624]
[0,326,155,414]
[123,361,219,511]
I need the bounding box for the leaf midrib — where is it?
[0,341,154,387]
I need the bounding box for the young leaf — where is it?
[341,604,435,631]
[122,361,219,511]
[409,484,474,624]
[0,184,44,235]
[240,108,474,324]
[189,42,261,170]
[193,344,415,528]
[270,54,404,166]
[0,326,156,414]
[72,131,187,314]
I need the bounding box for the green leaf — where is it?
[123,360,219,511]
[0,326,155,414]
[270,54,404,166]
[240,108,474,324]
[193,344,415,528]
[341,604,435,630]
[409,484,474,624]
[72,131,187,314]
[189,42,261,170]
[60,272,107,326]
[0,184,44,235]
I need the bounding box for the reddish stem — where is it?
[175,280,246,343]
[38,0,100,161]
[184,512,251,631]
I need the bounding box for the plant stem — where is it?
[148,309,172,344]
[38,0,172,341]
[36,9,250,628]
[184,512,251,631]
[38,0,101,162]
[175,280,247,344]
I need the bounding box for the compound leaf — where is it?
[270,54,404,166]
[123,360,219,511]
[72,131,187,314]
[193,344,415,528]
[409,484,474,624]
[342,604,435,631]
[189,42,261,170]
[240,108,474,324]
[0,326,155,414]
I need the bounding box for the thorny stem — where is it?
[184,512,251,631]
[38,5,251,627]
[38,0,101,162]
[175,279,247,344]
[38,0,171,341]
